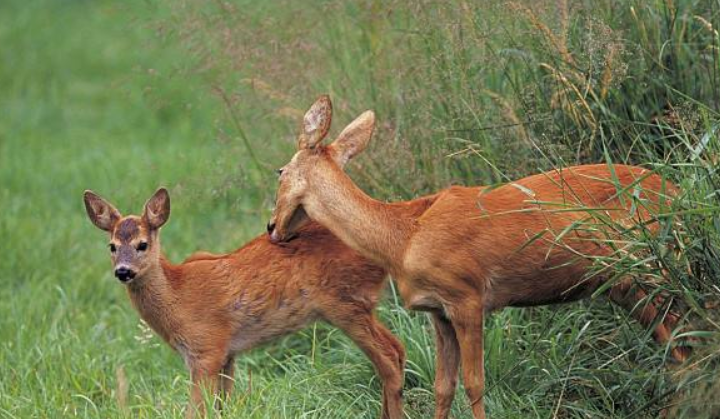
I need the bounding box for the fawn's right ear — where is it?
[297,95,332,150]
[83,190,121,232]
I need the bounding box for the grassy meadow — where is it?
[1,0,719,418]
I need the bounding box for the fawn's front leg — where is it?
[186,356,224,419]
[220,356,235,402]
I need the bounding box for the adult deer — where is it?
[83,188,437,418]
[267,95,690,419]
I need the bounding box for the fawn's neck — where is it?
[304,168,415,271]
[126,253,181,346]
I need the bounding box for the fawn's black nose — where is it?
[114,267,136,283]
[266,222,276,235]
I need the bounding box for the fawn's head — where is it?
[83,188,170,283]
[267,95,375,243]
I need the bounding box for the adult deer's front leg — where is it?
[431,312,460,419]
[451,307,486,419]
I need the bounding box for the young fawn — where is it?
[83,188,436,418]
[267,96,690,419]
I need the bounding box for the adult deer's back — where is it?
[404,164,678,313]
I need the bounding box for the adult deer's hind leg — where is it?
[609,277,690,362]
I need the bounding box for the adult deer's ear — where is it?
[298,95,332,150]
[84,190,121,232]
[328,110,375,167]
[142,187,170,230]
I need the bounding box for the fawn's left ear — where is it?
[84,190,121,232]
[143,187,170,230]
[328,110,375,167]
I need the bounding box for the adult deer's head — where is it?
[267,95,375,243]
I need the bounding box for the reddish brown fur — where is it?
[268,96,690,419]
[84,189,439,419]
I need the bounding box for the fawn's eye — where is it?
[276,168,284,177]
[109,243,117,253]
[136,242,148,252]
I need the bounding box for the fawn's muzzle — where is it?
[115,266,136,283]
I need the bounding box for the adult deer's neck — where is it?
[126,253,181,345]
[304,167,415,271]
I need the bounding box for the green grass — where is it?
[1,0,719,418]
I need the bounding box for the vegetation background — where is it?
[1,0,718,417]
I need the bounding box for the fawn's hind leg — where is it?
[329,309,405,419]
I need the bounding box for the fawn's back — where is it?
[157,222,386,352]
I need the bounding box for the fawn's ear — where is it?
[298,95,332,150]
[84,190,121,232]
[328,110,375,167]
[142,188,171,230]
